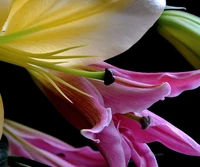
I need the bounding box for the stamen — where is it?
[124,113,152,130]
[104,68,115,85]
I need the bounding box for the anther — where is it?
[104,68,115,85]
[139,116,152,130]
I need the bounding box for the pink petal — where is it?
[4,119,108,167]
[119,126,158,167]
[115,111,200,156]
[90,79,170,114]
[85,63,171,114]
[90,62,200,97]
[34,73,112,142]
[95,121,131,167]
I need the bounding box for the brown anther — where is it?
[140,116,152,130]
[104,68,115,85]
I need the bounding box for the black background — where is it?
[1,0,200,166]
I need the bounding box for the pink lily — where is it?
[31,62,200,166]
[3,119,108,167]
[115,110,200,157]
[110,108,200,167]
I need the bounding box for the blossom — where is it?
[156,10,200,69]
[110,109,200,167]
[0,0,166,82]
[3,119,108,167]
[31,62,200,166]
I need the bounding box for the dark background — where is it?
[1,0,200,166]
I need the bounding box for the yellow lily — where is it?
[0,0,166,101]
[0,0,166,75]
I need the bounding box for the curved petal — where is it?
[90,78,170,114]
[95,121,130,167]
[119,127,158,167]
[4,119,108,167]
[3,0,165,66]
[90,62,200,97]
[116,111,200,156]
[32,72,112,142]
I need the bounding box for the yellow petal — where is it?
[4,0,165,66]
[4,0,61,33]
[0,95,4,139]
[0,0,13,32]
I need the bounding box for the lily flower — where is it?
[0,0,166,83]
[3,119,108,167]
[110,109,200,167]
[31,62,200,166]
[156,10,200,69]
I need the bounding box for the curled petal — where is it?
[81,108,112,143]
[4,119,108,167]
